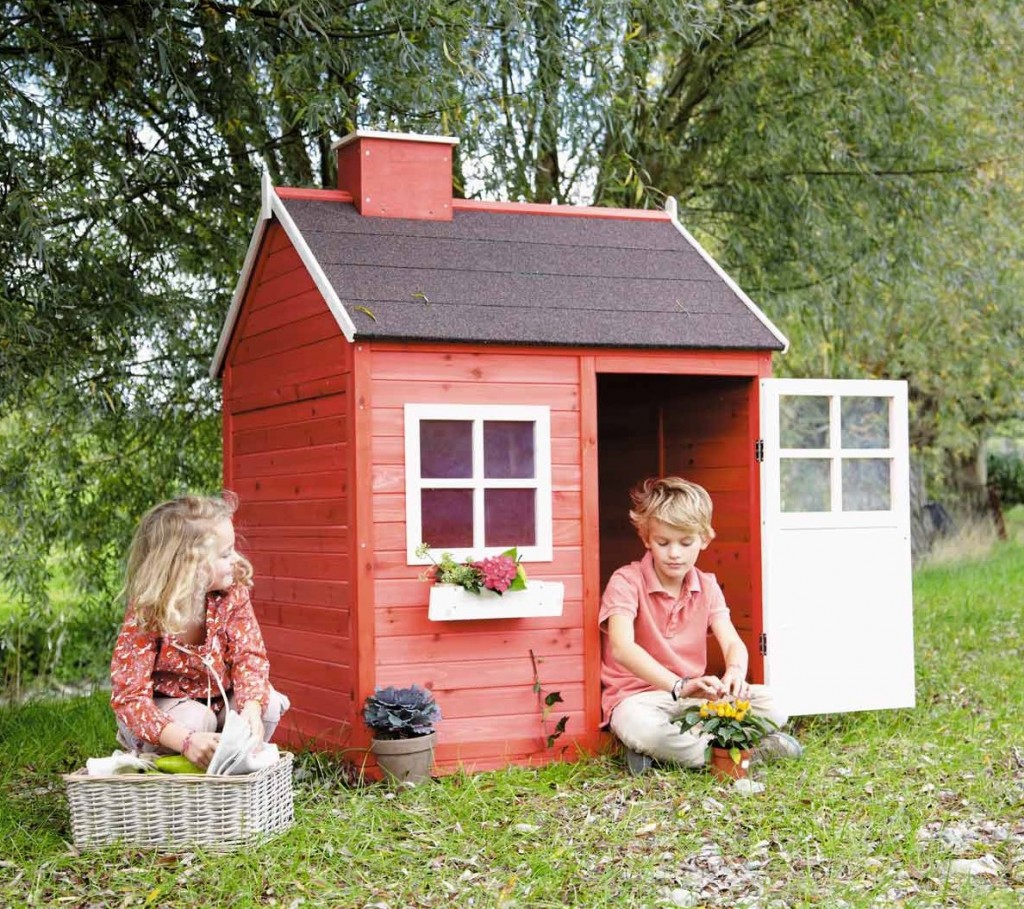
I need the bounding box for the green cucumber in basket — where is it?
[154,754,204,774]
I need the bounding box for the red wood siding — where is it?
[361,343,588,770]
[223,223,356,750]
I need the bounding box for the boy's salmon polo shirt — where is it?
[599,551,730,726]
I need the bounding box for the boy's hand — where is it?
[689,675,726,698]
[720,667,750,699]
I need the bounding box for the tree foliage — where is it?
[1,0,1022,609]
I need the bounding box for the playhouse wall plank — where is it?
[278,709,354,750]
[270,650,352,682]
[233,442,348,478]
[228,374,348,414]
[231,393,347,431]
[257,577,350,609]
[375,627,584,666]
[232,311,340,365]
[242,525,348,554]
[379,654,581,690]
[239,287,327,338]
[432,682,585,720]
[256,601,351,635]
[370,348,579,384]
[240,498,348,527]
[437,710,586,745]
[228,336,349,392]
[232,471,347,502]
[233,414,347,456]
[372,378,579,410]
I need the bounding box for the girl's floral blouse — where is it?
[110,583,270,745]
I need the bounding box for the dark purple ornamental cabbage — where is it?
[363,684,442,739]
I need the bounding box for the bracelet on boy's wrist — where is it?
[181,731,195,758]
[671,677,690,701]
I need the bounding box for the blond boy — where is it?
[600,477,800,773]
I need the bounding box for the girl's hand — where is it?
[241,700,265,741]
[183,730,221,768]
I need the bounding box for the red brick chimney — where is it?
[333,130,458,221]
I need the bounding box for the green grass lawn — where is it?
[2,537,1023,907]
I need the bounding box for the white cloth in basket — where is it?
[86,750,155,776]
[207,708,279,775]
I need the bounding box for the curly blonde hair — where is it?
[629,476,716,544]
[121,492,253,634]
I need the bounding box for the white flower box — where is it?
[427,581,565,621]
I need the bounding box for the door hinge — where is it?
[759,633,767,656]
[755,439,764,462]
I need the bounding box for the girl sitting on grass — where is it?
[110,493,289,769]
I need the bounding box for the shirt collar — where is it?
[640,551,702,597]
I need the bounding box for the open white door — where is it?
[760,379,915,716]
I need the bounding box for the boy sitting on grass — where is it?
[600,476,802,774]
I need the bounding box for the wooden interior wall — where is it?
[596,374,757,677]
[223,223,356,749]
[366,343,587,771]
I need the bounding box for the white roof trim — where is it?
[664,196,789,352]
[210,172,358,379]
[331,129,459,151]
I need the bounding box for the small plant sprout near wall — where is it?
[530,649,569,751]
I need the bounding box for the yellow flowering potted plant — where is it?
[676,698,777,780]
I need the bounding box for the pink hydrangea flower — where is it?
[473,555,518,593]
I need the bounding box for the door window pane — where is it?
[842,459,891,511]
[781,459,831,512]
[841,398,889,449]
[421,489,474,547]
[420,421,472,478]
[780,396,830,449]
[484,489,536,547]
[484,421,535,479]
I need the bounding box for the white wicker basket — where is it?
[63,751,294,850]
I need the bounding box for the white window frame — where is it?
[404,404,553,564]
[762,379,910,530]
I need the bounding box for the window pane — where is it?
[484,489,536,547]
[781,459,831,512]
[484,421,535,479]
[421,489,474,548]
[420,421,473,478]
[780,396,830,449]
[842,459,891,511]
[841,397,889,449]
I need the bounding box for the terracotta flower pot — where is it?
[370,731,437,784]
[709,746,752,781]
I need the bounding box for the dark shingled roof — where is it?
[280,197,785,351]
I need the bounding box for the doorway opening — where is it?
[596,373,762,678]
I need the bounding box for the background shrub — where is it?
[0,596,119,695]
[988,450,1024,506]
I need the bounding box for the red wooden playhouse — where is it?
[211,130,916,773]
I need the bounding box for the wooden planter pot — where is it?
[427,581,564,621]
[370,732,437,784]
